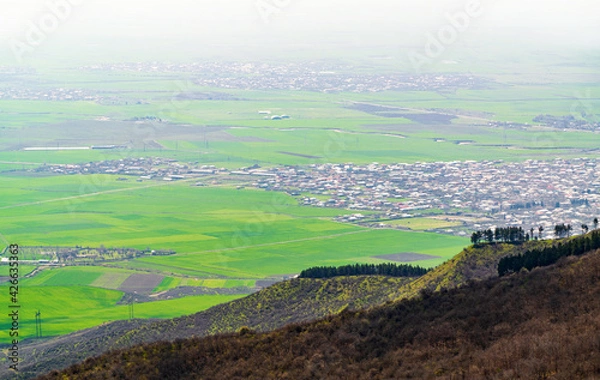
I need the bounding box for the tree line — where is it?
[498,228,600,276]
[472,218,600,246]
[299,262,430,279]
[470,227,529,245]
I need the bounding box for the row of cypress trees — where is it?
[471,227,528,245]
[299,262,430,279]
[498,229,600,276]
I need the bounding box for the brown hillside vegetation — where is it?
[38,250,600,380]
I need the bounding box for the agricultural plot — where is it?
[1,184,354,253]
[154,277,256,292]
[383,218,464,231]
[19,267,150,290]
[373,253,441,262]
[119,229,467,278]
[0,174,150,209]
[0,282,244,339]
[117,274,164,295]
[0,262,250,340]
[91,272,132,289]
[21,269,101,287]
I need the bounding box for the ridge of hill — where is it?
[39,248,600,379]
[396,239,552,299]
[7,240,548,379]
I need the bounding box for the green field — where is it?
[0,263,248,339]
[115,229,466,278]
[1,78,599,167]
[1,64,598,340]
[154,277,256,292]
[1,179,466,274]
[0,283,243,339]
[16,266,257,292]
[19,266,138,289]
[0,174,467,339]
[384,218,464,231]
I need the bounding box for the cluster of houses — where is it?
[35,157,224,181]
[0,87,100,101]
[34,156,600,238]
[533,114,600,132]
[250,158,600,237]
[487,117,600,133]
[81,61,484,93]
[35,157,273,184]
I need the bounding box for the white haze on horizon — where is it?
[0,0,598,65]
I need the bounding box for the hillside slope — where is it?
[9,240,546,379]
[40,249,600,379]
[396,240,551,299]
[9,276,411,379]
[8,241,537,380]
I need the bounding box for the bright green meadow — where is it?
[1,63,598,339]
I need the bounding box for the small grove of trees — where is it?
[553,219,600,238]
[470,227,528,245]
[299,263,429,279]
[553,223,573,238]
[498,228,600,276]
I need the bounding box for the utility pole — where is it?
[35,310,42,339]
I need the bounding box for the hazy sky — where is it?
[0,0,598,64]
